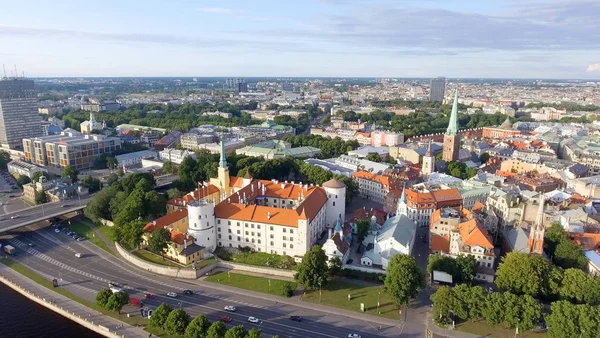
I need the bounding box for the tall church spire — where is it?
[219,140,228,169]
[535,194,545,227]
[425,139,433,157]
[446,90,459,136]
[396,183,408,216]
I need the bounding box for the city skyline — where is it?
[0,0,598,79]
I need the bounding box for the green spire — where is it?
[446,90,459,136]
[219,140,228,169]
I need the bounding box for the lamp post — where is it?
[268,279,271,293]
[377,291,381,314]
[319,281,322,303]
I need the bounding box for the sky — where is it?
[0,0,599,79]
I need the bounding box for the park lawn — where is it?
[67,220,113,255]
[0,257,148,327]
[456,320,549,338]
[205,271,297,297]
[301,279,400,320]
[145,326,183,338]
[132,249,183,267]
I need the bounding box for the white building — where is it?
[159,149,197,164]
[115,150,158,167]
[323,215,352,262]
[7,160,47,178]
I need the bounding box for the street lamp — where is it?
[268,279,271,293]
[319,281,322,303]
[377,291,381,314]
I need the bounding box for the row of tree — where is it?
[96,289,130,314]
[427,254,477,285]
[495,252,600,305]
[280,134,359,159]
[430,285,542,331]
[149,303,266,338]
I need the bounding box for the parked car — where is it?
[77,236,86,242]
[224,306,236,312]
[75,253,83,258]
[0,217,5,221]
[54,229,61,233]
[144,293,155,299]
[167,292,178,298]
[61,204,69,208]
[290,316,302,322]
[247,317,260,324]
[182,289,193,295]
[348,334,362,338]
[220,316,232,323]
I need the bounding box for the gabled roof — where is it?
[332,232,350,254]
[144,209,188,233]
[430,234,450,252]
[459,220,494,249]
[505,227,530,253]
[352,171,401,191]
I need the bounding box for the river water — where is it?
[0,285,102,338]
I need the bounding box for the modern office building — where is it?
[429,77,446,102]
[23,130,122,170]
[0,78,43,149]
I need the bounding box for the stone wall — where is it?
[343,264,387,275]
[114,242,201,279]
[217,261,295,278]
[0,275,124,338]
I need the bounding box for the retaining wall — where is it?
[0,275,124,338]
[217,261,295,278]
[343,264,387,275]
[114,242,200,279]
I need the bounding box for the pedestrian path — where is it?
[0,263,148,338]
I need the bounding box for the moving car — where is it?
[10,215,19,219]
[54,229,61,233]
[182,289,193,295]
[289,316,302,322]
[27,243,35,247]
[220,316,232,323]
[61,204,69,208]
[224,306,236,312]
[247,317,260,324]
[144,293,155,299]
[348,334,362,338]
[167,292,178,298]
[75,253,83,258]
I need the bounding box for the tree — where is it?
[282,282,295,298]
[384,255,425,306]
[107,173,119,186]
[168,188,186,199]
[451,284,472,321]
[16,175,31,187]
[502,292,521,328]
[246,328,262,338]
[0,150,10,170]
[560,268,587,303]
[520,294,542,331]
[164,308,191,335]
[150,303,173,328]
[482,292,504,325]
[430,286,453,324]
[206,321,227,338]
[479,153,490,164]
[356,219,370,244]
[366,152,383,162]
[328,257,342,277]
[455,255,476,285]
[113,220,146,249]
[545,222,567,256]
[427,254,456,276]
[554,240,587,271]
[294,245,329,290]
[81,174,102,193]
[31,171,48,184]
[148,228,171,256]
[495,252,554,298]
[35,190,48,205]
[95,288,113,307]
[546,301,582,338]
[105,291,129,314]
[62,165,79,182]
[84,185,119,221]
[162,161,177,174]
[224,325,247,338]
[583,275,600,306]
[185,315,211,338]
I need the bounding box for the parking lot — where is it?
[0,171,28,215]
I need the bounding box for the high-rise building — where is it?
[0,78,42,149]
[429,77,446,102]
[442,90,460,162]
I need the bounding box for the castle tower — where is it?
[187,199,216,254]
[442,90,460,162]
[528,195,545,254]
[217,140,230,198]
[421,139,435,178]
[322,178,346,228]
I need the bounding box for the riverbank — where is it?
[0,261,147,338]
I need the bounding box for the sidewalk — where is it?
[0,263,148,338]
[84,219,117,253]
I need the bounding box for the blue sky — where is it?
[0,0,598,78]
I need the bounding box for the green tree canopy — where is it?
[384,255,425,306]
[0,150,10,170]
[164,308,191,335]
[495,252,554,298]
[366,152,383,162]
[295,245,329,290]
[113,219,146,250]
[554,240,588,271]
[246,328,262,338]
[149,303,173,328]
[35,190,48,205]
[206,321,227,338]
[105,291,129,314]
[224,325,247,338]
[61,165,79,182]
[356,219,370,244]
[148,228,171,255]
[95,288,113,307]
[185,315,211,338]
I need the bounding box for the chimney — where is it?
[328,228,332,238]
[281,183,285,189]
[153,220,156,226]
[267,211,271,220]
[228,198,231,203]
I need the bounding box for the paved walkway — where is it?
[83,219,117,253]
[0,263,147,338]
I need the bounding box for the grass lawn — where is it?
[145,326,183,338]
[197,257,216,269]
[205,271,297,297]
[22,198,35,206]
[456,320,549,338]
[0,257,148,327]
[132,249,183,267]
[67,220,113,254]
[301,279,400,320]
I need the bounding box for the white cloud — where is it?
[587,63,600,72]
[198,7,232,14]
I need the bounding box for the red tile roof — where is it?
[353,171,401,191]
[144,209,188,233]
[430,234,450,252]
[459,220,493,249]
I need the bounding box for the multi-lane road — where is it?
[0,197,91,233]
[3,225,429,338]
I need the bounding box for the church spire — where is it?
[396,183,408,216]
[219,140,228,169]
[535,194,545,228]
[425,139,433,157]
[446,90,459,136]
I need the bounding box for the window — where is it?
[258,239,261,244]
[257,225,261,229]
[206,222,210,227]
[245,231,249,235]
[237,230,240,234]
[218,220,221,225]
[245,223,248,228]
[251,232,255,236]
[283,243,286,248]
[333,201,336,206]
[290,237,293,242]
[237,222,240,226]
[257,233,261,237]
[229,243,232,247]
[290,229,293,234]
[246,238,249,242]
[251,224,254,229]
[252,239,255,243]
[283,228,287,233]
[283,236,287,241]
[229,235,232,240]
[228,220,231,225]
[270,234,274,239]
[283,251,286,256]
[237,236,241,241]
[228,229,232,233]
[270,241,274,246]
[218,234,221,239]
[218,228,221,232]
[290,244,294,249]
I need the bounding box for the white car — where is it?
[10,215,19,219]
[167,292,178,298]
[247,317,260,323]
[224,306,236,312]
[348,335,362,338]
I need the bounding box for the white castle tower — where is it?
[187,199,216,255]
[322,179,346,228]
